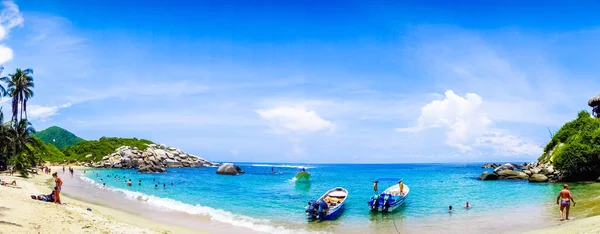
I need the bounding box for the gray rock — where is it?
[529,174,548,183]
[216,163,244,175]
[494,163,515,173]
[478,172,498,181]
[523,170,532,176]
[496,170,519,177]
[165,159,183,168]
[530,168,541,174]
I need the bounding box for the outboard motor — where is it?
[306,200,317,220]
[382,194,391,212]
[315,200,329,221]
[369,195,380,212]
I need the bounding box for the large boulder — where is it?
[529,174,548,183]
[494,163,515,173]
[216,163,244,175]
[478,172,499,181]
[496,170,528,180]
[165,159,183,168]
[541,166,555,175]
[523,169,532,176]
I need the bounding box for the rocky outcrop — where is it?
[478,172,499,181]
[216,163,244,175]
[478,162,561,182]
[529,174,549,183]
[92,144,217,173]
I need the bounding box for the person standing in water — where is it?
[557,184,576,221]
[271,166,274,173]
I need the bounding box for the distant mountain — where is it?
[33,126,84,150]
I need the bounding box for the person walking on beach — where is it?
[557,184,576,221]
[52,172,63,204]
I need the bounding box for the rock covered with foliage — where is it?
[538,110,600,181]
[92,143,216,172]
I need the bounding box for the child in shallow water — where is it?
[449,206,453,213]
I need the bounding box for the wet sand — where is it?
[58,167,260,233]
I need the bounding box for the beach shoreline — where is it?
[0,166,256,234]
[3,165,599,234]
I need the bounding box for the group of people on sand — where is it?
[30,171,62,204]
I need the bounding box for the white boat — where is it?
[368,178,409,212]
[305,187,348,221]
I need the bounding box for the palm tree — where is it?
[0,68,34,122]
[7,119,40,176]
[0,107,11,170]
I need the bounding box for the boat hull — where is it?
[306,187,348,221]
[367,184,409,213]
[295,171,311,181]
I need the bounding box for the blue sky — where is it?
[0,0,599,163]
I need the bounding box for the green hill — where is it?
[29,136,67,163]
[539,110,600,180]
[62,137,155,162]
[33,126,84,150]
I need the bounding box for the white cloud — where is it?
[0,0,23,64]
[397,90,541,155]
[27,102,72,121]
[397,90,491,151]
[476,132,542,156]
[256,107,334,134]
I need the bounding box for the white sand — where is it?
[524,215,600,234]
[0,168,203,234]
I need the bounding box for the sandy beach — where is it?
[2,166,600,234]
[0,167,262,234]
[0,170,164,234]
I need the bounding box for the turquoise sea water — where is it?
[82,163,566,233]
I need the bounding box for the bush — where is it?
[543,110,600,179]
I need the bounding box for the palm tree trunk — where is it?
[23,100,27,120]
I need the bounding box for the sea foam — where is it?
[79,175,325,234]
[251,164,316,169]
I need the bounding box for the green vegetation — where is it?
[33,126,84,150]
[29,136,67,163]
[62,137,155,162]
[539,110,600,180]
[0,68,39,176]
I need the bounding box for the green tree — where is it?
[7,119,40,176]
[0,68,35,122]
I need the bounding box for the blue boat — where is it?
[305,187,348,221]
[367,178,409,213]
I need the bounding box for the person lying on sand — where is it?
[31,191,55,202]
[1,179,19,188]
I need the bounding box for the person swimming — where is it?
[466,201,471,209]
[449,205,453,213]
[127,179,132,186]
[138,180,141,186]
[163,183,166,188]
[155,184,158,189]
